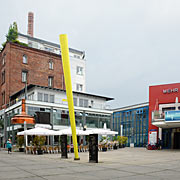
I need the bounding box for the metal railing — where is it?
[6,98,112,111]
[152,111,165,123]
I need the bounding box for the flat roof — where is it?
[113,102,149,112]
[10,84,114,101]
[18,33,85,55]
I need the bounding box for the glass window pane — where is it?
[44,94,48,102]
[38,92,43,101]
[50,95,54,103]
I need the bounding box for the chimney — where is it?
[27,12,34,37]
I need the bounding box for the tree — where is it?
[6,22,18,42]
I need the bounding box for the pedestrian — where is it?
[6,139,12,154]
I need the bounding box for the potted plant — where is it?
[33,136,46,155]
[112,136,118,150]
[122,136,128,147]
[117,136,128,148]
[17,135,24,152]
[100,136,108,152]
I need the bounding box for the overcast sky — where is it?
[1,0,180,108]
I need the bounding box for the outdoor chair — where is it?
[79,144,84,152]
[84,145,89,152]
[54,146,58,153]
[98,144,102,151]
[48,146,53,153]
[33,147,37,154]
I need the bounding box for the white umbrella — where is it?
[57,128,89,136]
[85,128,118,135]
[17,127,58,136]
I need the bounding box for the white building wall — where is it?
[70,57,86,92]
[25,87,108,110]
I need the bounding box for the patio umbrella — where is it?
[17,127,59,136]
[85,128,118,135]
[57,128,89,136]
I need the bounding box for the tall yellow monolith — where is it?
[59,34,80,160]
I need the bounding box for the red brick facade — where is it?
[0,42,65,109]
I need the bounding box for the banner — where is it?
[165,111,180,122]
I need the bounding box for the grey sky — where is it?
[1,0,180,108]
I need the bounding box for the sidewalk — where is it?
[0,148,180,180]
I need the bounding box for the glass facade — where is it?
[113,106,149,147]
[27,106,111,129]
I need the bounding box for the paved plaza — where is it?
[0,147,180,180]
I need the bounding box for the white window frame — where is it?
[37,92,43,101]
[50,95,54,103]
[23,55,28,64]
[49,60,53,70]
[76,84,83,92]
[22,71,27,82]
[48,76,53,87]
[77,66,83,75]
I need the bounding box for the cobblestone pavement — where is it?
[0,148,180,180]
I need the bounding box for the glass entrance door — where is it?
[162,129,172,149]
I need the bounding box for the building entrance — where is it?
[174,132,180,149]
[162,129,171,149]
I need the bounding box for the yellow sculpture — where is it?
[59,34,80,160]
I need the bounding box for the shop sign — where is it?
[149,130,157,145]
[165,111,180,122]
[163,88,178,94]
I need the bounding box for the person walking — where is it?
[6,139,12,154]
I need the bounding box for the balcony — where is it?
[152,111,180,128]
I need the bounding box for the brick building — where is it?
[0,42,65,109]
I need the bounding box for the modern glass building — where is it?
[113,103,149,147]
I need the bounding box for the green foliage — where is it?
[2,22,28,49]
[112,136,117,141]
[17,136,24,147]
[12,40,28,47]
[117,136,128,145]
[6,22,18,42]
[33,136,46,150]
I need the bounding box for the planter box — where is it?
[19,148,24,152]
[37,149,43,155]
[102,147,107,152]
[113,145,118,150]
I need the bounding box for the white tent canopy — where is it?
[17,127,59,136]
[85,128,118,135]
[17,127,118,136]
[57,128,89,136]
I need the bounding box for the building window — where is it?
[84,99,88,108]
[77,66,83,75]
[2,91,5,105]
[22,71,27,82]
[79,98,88,107]
[76,84,83,92]
[28,93,34,100]
[73,98,77,106]
[23,55,28,64]
[38,92,43,101]
[48,76,54,87]
[44,94,48,102]
[1,70,5,84]
[49,60,53,70]
[50,95,54,103]
[2,54,6,65]
[79,99,83,107]
[74,54,80,59]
